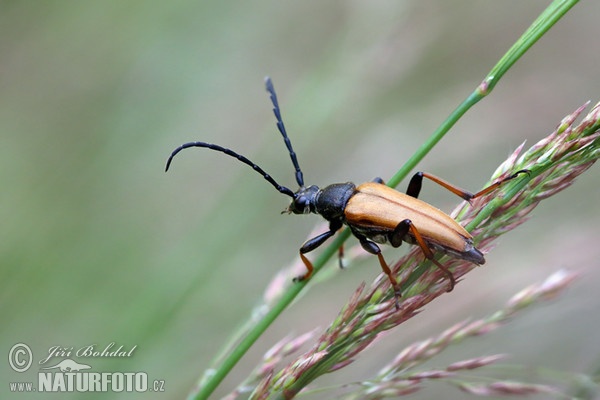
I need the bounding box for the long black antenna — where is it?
[165,142,295,198]
[264,77,305,187]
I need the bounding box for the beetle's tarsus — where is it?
[512,169,531,178]
[393,289,401,310]
[432,259,456,292]
[297,252,314,283]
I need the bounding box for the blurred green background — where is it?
[2,1,599,399]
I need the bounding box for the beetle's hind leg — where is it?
[391,219,456,292]
[405,170,530,202]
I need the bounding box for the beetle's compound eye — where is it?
[288,195,311,214]
[288,185,320,215]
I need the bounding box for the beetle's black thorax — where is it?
[314,182,356,221]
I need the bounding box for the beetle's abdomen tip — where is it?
[468,248,486,265]
[462,243,485,265]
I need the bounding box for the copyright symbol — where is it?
[8,343,32,372]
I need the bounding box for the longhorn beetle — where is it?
[166,77,528,309]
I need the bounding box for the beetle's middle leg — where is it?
[354,233,401,309]
[295,219,343,282]
[391,219,456,292]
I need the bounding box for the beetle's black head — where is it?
[286,185,321,215]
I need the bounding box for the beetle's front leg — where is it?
[295,219,343,282]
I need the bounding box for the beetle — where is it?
[166,77,528,308]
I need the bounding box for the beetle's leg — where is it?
[394,219,456,292]
[406,170,530,201]
[296,231,335,282]
[469,170,530,199]
[389,219,408,248]
[337,243,345,269]
[295,220,343,282]
[406,172,471,200]
[355,234,401,309]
